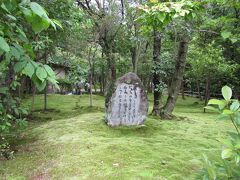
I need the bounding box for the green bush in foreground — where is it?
[0,0,61,159]
[203,86,240,179]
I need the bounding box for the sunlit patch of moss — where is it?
[0,94,232,179]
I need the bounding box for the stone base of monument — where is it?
[105,72,148,126]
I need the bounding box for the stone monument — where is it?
[105,72,148,126]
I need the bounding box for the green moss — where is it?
[0,94,232,179]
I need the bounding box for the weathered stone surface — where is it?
[105,72,148,126]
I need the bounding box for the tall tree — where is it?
[138,1,199,118]
[152,29,162,116]
[163,37,189,118]
[76,0,123,107]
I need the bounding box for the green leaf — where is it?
[44,64,55,77]
[35,80,46,92]
[222,109,234,115]
[19,0,31,6]
[13,43,25,55]
[31,15,50,33]
[3,0,17,12]
[208,99,225,106]
[230,38,238,44]
[20,108,28,115]
[23,62,35,78]
[234,112,240,125]
[30,60,38,68]
[52,19,63,29]
[217,114,229,121]
[236,155,240,164]
[36,66,47,82]
[204,106,218,112]
[21,6,50,33]
[7,14,17,21]
[23,44,35,58]
[47,77,58,85]
[235,140,240,149]
[228,132,240,141]
[21,6,34,22]
[14,60,28,73]
[16,119,28,129]
[30,2,48,18]
[221,148,233,159]
[219,104,226,110]
[1,3,10,13]
[3,51,11,62]
[222,86,232,101]
[10,46,21,59]
[221,31,231,39]
[230,101,240,111]
[6,122,11,127]
[14,108,19,115]
[0,36,10,52]
[191,13,196,18]
[202,154,216,180]
[0,103,4,111]
[0,87,9,94]
[157,13,166,22]
[17,27,28,43]
[50,20,56,30]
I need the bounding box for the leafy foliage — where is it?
[0,0,61,159]
[57,78,72,94]
[137,1,201,32]
[203,86,240,179]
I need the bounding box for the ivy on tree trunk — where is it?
[103,44,117,108]
[162,37,189,119]
[152,29,163,116]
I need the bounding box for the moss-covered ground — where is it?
[0,94,232,179]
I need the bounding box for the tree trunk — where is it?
[131,46,137,73]
[101,51,105,95]
[102,74,105,95]
[99,76,103,94]
[94,81,97,93]
[87,44,98,107]
[104,46,116,108]
[152,29,162,116]
[130,23,141,74]
[197,80,202,100]
[92,64,97,93]
[130,43,141,74]
[89,70,93,107]
[204,77,210,113]
[147,76,152,94]
[163,38,189,119]
[98,28,117,107]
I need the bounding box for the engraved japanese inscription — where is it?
[105,73,148,126]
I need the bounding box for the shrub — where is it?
[57,78,72,93]
[0,92,28,159]
[202,86,240,179]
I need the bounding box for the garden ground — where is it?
[0,94,232,179]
